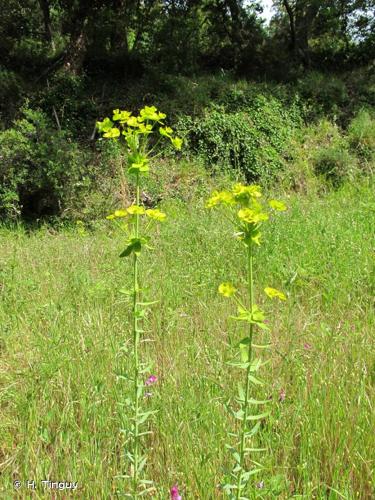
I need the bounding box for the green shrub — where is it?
[34,71,95,138]
[177,95,299,181]
[313,144,356,186]
[348,109,375,162]
[306,121,356,186]
[0,68,23,126]
[280,119,360,191]
[145,74,233,118]
[297,72,349,120]
[215,80,303,120]
[0,107,88,219]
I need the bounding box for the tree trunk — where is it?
[282,0,320,68]
[110,0,128,52]
[38,0,55,51]
[282,0,296,52]
[295,0,320,67]
[225,0,244,67]
[63,28,88,74]
[62,1,95,74]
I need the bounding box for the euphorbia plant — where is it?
[97,106,182,498]
[206,184,287,499]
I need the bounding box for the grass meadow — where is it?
[0,178,374,498]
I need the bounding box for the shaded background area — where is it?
[0,0,374,221]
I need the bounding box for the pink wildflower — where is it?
[145,375,157,386]
[170,485,182,500]
[304,342,312,350]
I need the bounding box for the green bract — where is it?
[119,237,149,257]
[171,137,183,150]
[145,208,167,221]
[159,126,173,137]
[139,105,166,122]
[96,117,114,133]
[112,109,132,122]
[128,153,150,174]
[103,127,120,138]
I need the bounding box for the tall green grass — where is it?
[0,180,374,498]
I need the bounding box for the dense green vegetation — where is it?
[0,1,374,498]
[0,180,373,497]
[0,0,374,220]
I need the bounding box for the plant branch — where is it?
[236,241,254,499]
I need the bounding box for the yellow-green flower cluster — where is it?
[232,183,262,203]
[106,205,166,222]
[206,183,286,246]
[206,190,235,208]
[206,183,263,209]
[264,287,287,300]
[218,282,237,297]
[237,207,269,225]
[159,126,183,150]
[269,199,287,211]
[96,106,182,151]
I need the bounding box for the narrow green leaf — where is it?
[227,360,250,369]
[244,447,267,452]
[233,464,242,473]
[137,410,158,424]
[241,468,263,480]
[238,383,245,402]
[248,398,270,405]
[119,288,134,295]
[239,343,249,362]
[246,412,269,421]
[222,484,237,491]
[256,322,269,330]
[139,479,153,485]
[234,409,244,420]
[252,343,271,349]
[249,358,262,372]
[245,421,262,437]
[137,456,147,473]
[138,487,156,496]
[238,336,250,346]
[248,375,263,386]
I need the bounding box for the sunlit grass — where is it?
[0,179,374,498]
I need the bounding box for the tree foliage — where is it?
[0,0,373,82]
[0,0,373,220]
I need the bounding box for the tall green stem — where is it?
[236,242,254,499]
[132,174,140,498]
